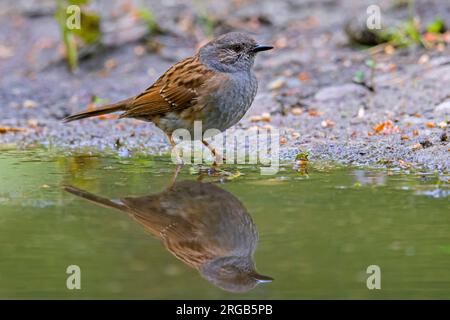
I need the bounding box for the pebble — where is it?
[434,101,450,115]
[314,83,368,102]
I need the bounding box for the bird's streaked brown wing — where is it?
[120,56,216,119]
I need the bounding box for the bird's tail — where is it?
[63,185,127,212]
[62,98,131,123]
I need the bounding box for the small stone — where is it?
[418,54,430,64]
[384,44,395,55]
[291,107,303,116]
[268,78,285,90]
[0,45,14,59]
[321,119,335,128]
[27,119,39,127]
[134,45,146,56]
[260,112,272,122]
[104,58,118,70]
[23,99,38,108]
[438,121,448,129]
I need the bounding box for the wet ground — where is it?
[0,0,449,173]
[0,149,449,298]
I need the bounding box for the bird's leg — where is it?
[202,139,225,166]
[168,134,184,165]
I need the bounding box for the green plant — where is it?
[55,0,101,71]
[380,18,423,47]
[427,18,446,34]
[353,58,377,92]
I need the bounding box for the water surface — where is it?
[0,150,449,299]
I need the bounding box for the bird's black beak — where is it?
[252,44,274,53]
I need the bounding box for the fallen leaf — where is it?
[372,120,400,135]
[425,122,435,128]
[298,72,310,82]
[291,107,303,116]
[0,127,26,134]
[27,119,39,127]
[99,114,119,120]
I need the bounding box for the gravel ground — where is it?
[0,0,449,173]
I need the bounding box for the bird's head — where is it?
[200,256,273,293]
[199,32,273,73]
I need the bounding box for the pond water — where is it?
[0,149,449,299]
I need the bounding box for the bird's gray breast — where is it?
[203,71,257,132]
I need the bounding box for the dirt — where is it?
[0,0,449,173]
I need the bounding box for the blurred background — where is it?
[0,0,449,170]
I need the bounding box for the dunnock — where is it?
[63,32,273,164]
[64,180,273,293]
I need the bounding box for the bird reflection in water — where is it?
[64,175,272,293]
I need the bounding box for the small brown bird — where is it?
[64,180,273,293]
[63,32,273,164]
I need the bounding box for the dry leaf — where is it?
[0,127,26,134]
[298,72,310,82]
[308,109,324,117]
[134,45,146,56]
[372,120,400,135]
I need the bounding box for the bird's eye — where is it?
[230,44,243,52]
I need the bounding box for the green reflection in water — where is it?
[0,150,448,299]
